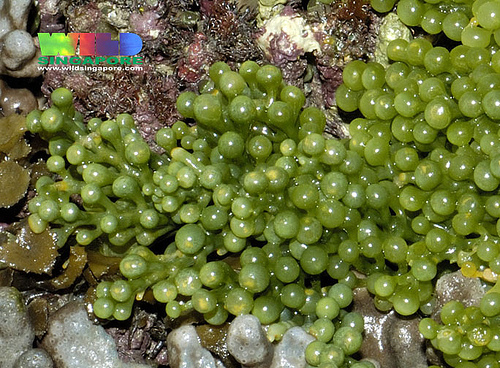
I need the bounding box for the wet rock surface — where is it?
[166,324,217,368]
[41,302,151,368]
[0,274,489,368]
[269,326,314,368]
[197,323,239,368]
[0,287,37,368]
[167,320,315,368]
[352,287,427,368]
[352,271,487,368]
[227,314,273,368]
[433,270,485,320]
[0,0,41,78]
[13,348,54,368]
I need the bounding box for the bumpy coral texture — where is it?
[42,302,150,368]
[0,0,41,78]
[0,287,55,368]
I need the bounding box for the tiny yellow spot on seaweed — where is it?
[395,172,412,187]
[305,288,315,296]
[461,261,477,278]
[54,181,69,191]
[62,259,70,269]
[92,134,102,146]
[481,268,498,283]
[136,291,145,301]
[217,247,228,256]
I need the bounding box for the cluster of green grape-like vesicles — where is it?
[370,0,500,48]
[26,90,172,249]
[334,0,500,366]
[26,31,500,366]
[26,63,378,367]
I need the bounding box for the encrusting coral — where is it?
[0,287,53,368]
[0,0,41,78]
[41,302,150,368]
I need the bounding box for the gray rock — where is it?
[2,30,36,70]
[14,348,54,368]
[425,270,486,366]
[0,287,35,368]
[0,0,42,77]
[270,327,314,368]
[353,288,427,368]
[42,302,150,368]
[389,318,427,368]
[227,315,273,368]
[167,324,217,368]
[433,270,484,320]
